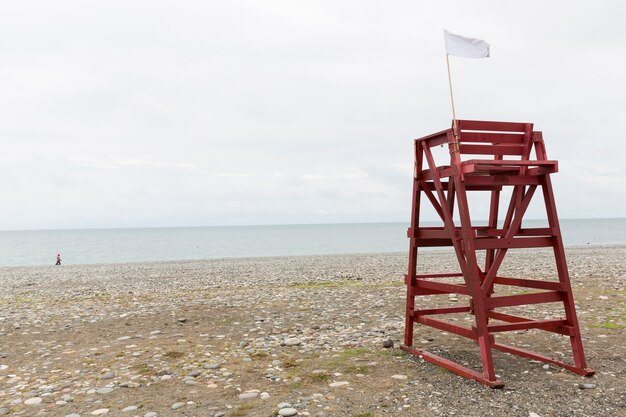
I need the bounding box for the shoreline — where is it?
[2,243,626,270]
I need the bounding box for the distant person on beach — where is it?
[56,253,62,265]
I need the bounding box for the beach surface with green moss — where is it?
[0,247,624,416]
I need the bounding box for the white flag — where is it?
[444,30,490,58]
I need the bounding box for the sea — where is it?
[0,218,624,267]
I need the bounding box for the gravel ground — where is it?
[0,246,624,417]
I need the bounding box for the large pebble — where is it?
[329,381,349,387]
[278,408,298,416]
[92,409,110,416]
[284,337,302,346]
[123,405,139,412]
[171,402,185,410]
[239,391,259,400]
[25,397,43,406]
[96,387,114,394]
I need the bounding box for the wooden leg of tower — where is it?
[541,175,592,373]
[405,143,423,348]
[453,172,500,384]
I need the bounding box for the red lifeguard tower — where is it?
[403,119,594,387]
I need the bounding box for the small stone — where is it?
[101,371,115,379]
[214,413,226,417]
[529,413,542,417]
[278,408,298,416]
[391,374,408,380]
[187,370,202,378]
[0,409,10,416]
[205,363,221,369]
[383,339,394,348]
[65,414,81,417]
[260,392,270,400]
[144,413,157,417]
[96,387,114,394]
[578,383,596,389]
[277,402,292,409]
[92,409,110,416]
[284,337,302,346]
[171,402,185,410]
[239,392,259,400]
[329,381,349,387]
[542,364,550,370]
[177,318,187,323]
[123,405,139,412]
[25,397,43,406]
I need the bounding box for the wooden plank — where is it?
[462,164,523,175]
[414,306,471,316]
[414,238,453,247]
[475,227,553,237]
[401,346,505,388]
[474,236,553,250]
[492,343,595,376]
[459,144,524,156]
[422,181,501,192]
[415,272,463,279]
[415,228,450,239]
[415,316,477,340]
[458,119,529,132]
[485,291,563,309]
[493,276,563,291]
[486,311,530,323]
[415,128,451,144]
[487,319,568,333]
[416,280,469,295]
[462,173,543,186]
[460,132,525,144]
[463,159,558,167]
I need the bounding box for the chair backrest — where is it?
[455,120,533,161]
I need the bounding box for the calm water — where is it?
[0,218,624,267]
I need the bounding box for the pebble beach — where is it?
[0,246,624,417]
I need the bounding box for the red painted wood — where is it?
[459,144,524,156]
[416,280,469,295]
[401,346,504,388]
[460,131,525,144]
[404,119,592,387]
[458,119,529,132]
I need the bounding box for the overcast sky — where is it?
[1,1,624,230]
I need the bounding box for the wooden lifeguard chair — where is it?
[403,119,594,387]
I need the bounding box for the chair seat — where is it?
[461,159,558,175]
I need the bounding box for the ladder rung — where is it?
[486,291,563,309]
[464,176,541,186]
[474,236,553,250]
[415,280,469,295]
[492,276,563,291]
[487,319,569,333]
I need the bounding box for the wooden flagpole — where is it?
[445,53,460,151]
